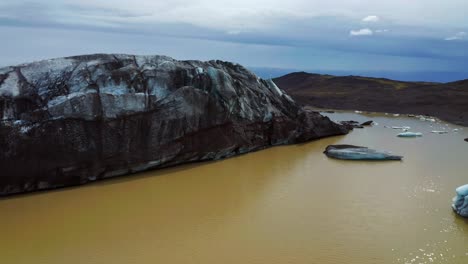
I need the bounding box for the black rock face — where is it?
[340,120,364,129]
[0,54,348,195]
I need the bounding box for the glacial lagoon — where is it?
[1,111,467,264]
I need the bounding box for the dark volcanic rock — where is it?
[0,54,348,195]
[361,120,374,126]
[465,138,468,142]
[324,145,403,161]
[340,120,364,129]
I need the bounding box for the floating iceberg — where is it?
[323,145,403,161]
[452,184,468,217]
[397,132,423,138]
[417,115,436,122]
[431,131,448,134]
[392,126,411,130]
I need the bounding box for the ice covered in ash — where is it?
[324,145,403,161]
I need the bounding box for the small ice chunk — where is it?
[392,126,411,130]
[431,131,448,134]
[397,132,423,137]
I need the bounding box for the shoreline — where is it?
[305,106,468,127]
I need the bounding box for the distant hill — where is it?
[250,67,468,82]
[274,72,468,126]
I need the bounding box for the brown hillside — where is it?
[274,72,468,126]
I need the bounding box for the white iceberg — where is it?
[452,184,468,217]
[417,115,436,122]
[431,131,448,134]
[397,132,423,137]
[392,126,411,130]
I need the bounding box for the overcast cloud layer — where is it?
[0,0,467,81]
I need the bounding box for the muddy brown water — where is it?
[1,112,467,264]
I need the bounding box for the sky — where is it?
[0,0,467,81]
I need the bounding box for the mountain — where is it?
[251,68,468,83]
[274,72,468,126]
[0,54,347,195]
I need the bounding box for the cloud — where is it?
[2,0,468,76]
[445,32,467,41]
[362,15,380,23]
[2,0,468,33]
[350,28,373,36]
[375,29,389,33]
[226,30,242,35]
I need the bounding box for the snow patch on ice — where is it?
[147,81,170,99]
[0,72,20,97]
[266,79,283,96]
[20,58,75,81]
[99,85,129,95]
[196,67,204,75]
[85,60,103,67]
[100,92,147,118]
[20,125,33,134]
[48,90,97,108]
